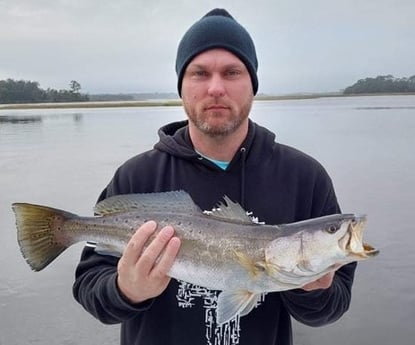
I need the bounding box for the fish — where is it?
[12,190,379,324]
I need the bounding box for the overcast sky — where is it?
[1,0,414,95]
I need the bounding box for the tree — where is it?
[0,79,89,104]
[69,80,81,94]
[343,75,415,94]
[0,79,46,103]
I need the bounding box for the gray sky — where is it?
[1,0,414,95]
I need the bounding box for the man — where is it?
[73,8,356,345]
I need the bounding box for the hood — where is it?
[154,120,198,160]
[154,119,277,169]
[154,119,278,208]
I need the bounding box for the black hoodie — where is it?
[73,120,356,345]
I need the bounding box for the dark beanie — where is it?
[175,8,258,97]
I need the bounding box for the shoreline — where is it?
[1,92,414,110]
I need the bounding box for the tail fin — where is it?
[12,203,74,271]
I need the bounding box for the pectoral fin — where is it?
[233,250,281,279]
[216,290,261,325]
[233,250,268,278]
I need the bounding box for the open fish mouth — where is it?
[362,243,379,257]
[342,215,379,259]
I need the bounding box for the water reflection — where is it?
[0,115,42,124]
[73,113,83,122]
[355,106,415,110]
[0,113,83,124]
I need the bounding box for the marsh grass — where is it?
[1,92,414,110]
[0,99,183,110]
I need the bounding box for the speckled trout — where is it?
[12,190,378,324]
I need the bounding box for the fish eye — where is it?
[326,224,340,234]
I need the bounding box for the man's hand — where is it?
[116,221,181,304]
[301,271,336,291]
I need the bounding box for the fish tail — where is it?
[12,202,75,271]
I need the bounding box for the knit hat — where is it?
[175,8,258,97]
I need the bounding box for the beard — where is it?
[184,99,253,138]
[192,113,244,137]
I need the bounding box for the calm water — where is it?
[1,95,414,345]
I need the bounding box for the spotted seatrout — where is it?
[12,190,378,324]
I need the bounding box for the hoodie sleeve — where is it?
[72,165,155,324]
[280,262,356,326]
[72,247,154,324]
[280,167,357,327]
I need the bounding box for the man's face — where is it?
[181,48,254,138]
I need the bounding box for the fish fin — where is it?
[206,196,258,224]
[94,190,200,215]
[253,259,285,280]
[94,243,123,257]
[216,290,260,324]
[263,261,281,277]
[12,203,76,271]
[233,250,266,279]
[239,293,262,317]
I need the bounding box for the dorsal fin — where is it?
[204,196,257,225]
[94,190,200,216]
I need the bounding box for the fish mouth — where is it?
[362,243,379,257]
[342,215,379,259]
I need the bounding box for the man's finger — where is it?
[122,221,158,266]
[151,236,181,279]
[302,271,336,291]
[137,226,176,274]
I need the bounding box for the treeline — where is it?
[89,92,178,102]
[0,79,89,104]
[344,75,415,94]
[89,93,135,102]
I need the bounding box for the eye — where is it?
[194,70,207,77]
[225,69,242,79]
[228,69,240,75]
[186,68,209,79]
[326,223,340,234]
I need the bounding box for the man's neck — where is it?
[188,121,248,161]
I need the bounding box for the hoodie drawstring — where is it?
[240,147,247,208]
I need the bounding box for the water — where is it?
[1,95,414,345]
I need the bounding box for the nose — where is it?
[207,74,225,97]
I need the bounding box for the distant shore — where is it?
[1,92,414,110]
